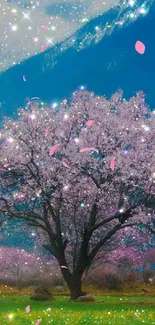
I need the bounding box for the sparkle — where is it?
[30,113,35,120]
[8,314,14,320]
[128,0,135,6]
[11,25,17,31]
[74,137,79,143]
[0,0,153,72]
[52,102,58,108]
[22,12,31,21]
[8,137,14,143]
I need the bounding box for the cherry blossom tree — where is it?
[0,246,62,288]
[0,246,40,288]
[0,89,155,299]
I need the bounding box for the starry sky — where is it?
[0,0,118,72]
[0,0,152,72]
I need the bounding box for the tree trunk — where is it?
[60,267,86,300]
[70,275,86,300]
[16,277,22,291]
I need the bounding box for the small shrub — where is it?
[143,269,155,284]
[103,273,122,290]
[122,272,137,284]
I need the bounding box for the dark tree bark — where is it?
[70,275,85,300]
[60,268,85,300]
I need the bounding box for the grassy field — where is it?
[1,294,155,325]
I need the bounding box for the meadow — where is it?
[1,290,155,325]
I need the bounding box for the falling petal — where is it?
[45,129,48,136]
[115,20,124,25]
[110,157,115,171]
[43,25,48,30]
[135,41,145,54]
[26,305,30,313]
[41,45,46,52]
[23,75,26,82]
[4,164,9,168]
[35,319,42,325]
[80,147,98,153]
[86,120,94,126]
[62,99,67,105]
[49,144,60,156]
[61,265,68,269]
[62,162,70,168]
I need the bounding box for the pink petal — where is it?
[45,128,48,136]
[80,147,98,153]
[135,41,145,54]
[31,197,35,201]
[86,120,94,126]
[26,305,30,313]
[121,125,125,129]
[49,144,60,156]
[61,265,68,269]
[62,162,70,168]
[35,319,42,325]
[19,154,22,158]
[115,20,124,25]
[4,164,9,168]
[41,45,46,52]
[131,124,135,128]
[62,99,67,105]
[110,157,115,171]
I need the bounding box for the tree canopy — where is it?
[0,89,155,299]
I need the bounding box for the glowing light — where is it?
[8,314,14,320]
[119,208,124,213]
[139,7,146,14]
[74,138,79,143]
[12,9,17,14]
[11,25,17,31]
[64,185,69,191]
[128,0,135,6]
[52,103,58,108]
[46,37,54,44]
[8,137,14,143]
[22,12,31,20]
[81,18,89,23]
[144,126,150,131]
[30,113,35,120]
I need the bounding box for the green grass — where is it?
[1,295,155,325]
